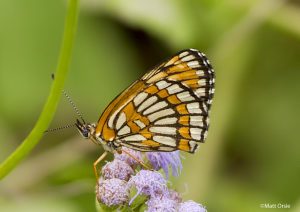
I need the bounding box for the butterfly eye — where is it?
[75,119,91,139]
[81,128,90,138]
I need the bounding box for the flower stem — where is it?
[0,0,79,179]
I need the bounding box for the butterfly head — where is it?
[75,119,96,139]
[75,119,116,152]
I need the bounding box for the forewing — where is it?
[95,49,215,153]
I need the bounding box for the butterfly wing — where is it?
[95,49,215,153]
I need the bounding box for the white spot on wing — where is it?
[108,112,117,128]
[190,116,204,127]
[149,126,176,135]
[195,88,206,97]
[206,117,210,126]
[138,96,158,112]
[118,125,131,136]
[190,116,202,122]
[108,98,133,128]
[116,112,126,130]
[134,120,146,129]
[190,128,202,140]
[167,84,183,94]
[122,134,146,141]
[202,103,208,112]
[177,91,194,102]
[189,140,198,152]
[154,117,177,125]
[143,101,168,115]
[187,61,200,68]
[153,136,176,146]
[148,108,175,122]
[203,130,208,139]
[187,103,202,114]
[198,79,207,86]
[179,51,189,58]
[134,92,148,107]
[196,70,204,76]
[157,146,175,151]
[156,81,171,89]
[181,55,195,62]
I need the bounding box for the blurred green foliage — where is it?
[0,0,299,211]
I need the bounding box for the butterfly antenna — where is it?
[62,89,86,124]
[51,73,86,124]
[45,123,76,133]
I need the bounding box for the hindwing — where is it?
[95,49,215,153]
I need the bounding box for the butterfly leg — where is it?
[121,149,153,170]
[93,151,108,181]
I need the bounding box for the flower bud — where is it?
[96,178,129,206]
[102,159,134,181]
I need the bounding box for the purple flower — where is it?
[115,147,183,178]
[95,148,206,210]
[96,178,130,206]
[102,159,134,181]
[146,151,182,178]
[114,147,143,167]
[128,170,168,201]
[167,189,182,203]
[145,189,182,211]
[178,200,207,212]
[146,196,178,212]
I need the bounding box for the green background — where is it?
[0,0,299,211]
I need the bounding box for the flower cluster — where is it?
[96,148,207,211]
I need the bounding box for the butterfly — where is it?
[75,49,215,177]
